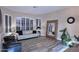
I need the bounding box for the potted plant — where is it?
[60,28,71,45]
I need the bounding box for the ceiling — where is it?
[4,6,67,15]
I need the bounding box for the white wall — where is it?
[40,7,79,40]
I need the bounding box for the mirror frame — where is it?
[46,20,58,39]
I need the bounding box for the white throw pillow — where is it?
[4,32,12,36]
[23,31,32,35]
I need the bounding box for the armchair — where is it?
[2,36,21,52]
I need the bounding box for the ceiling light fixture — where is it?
[33,6,37,8]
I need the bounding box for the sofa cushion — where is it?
[16,31,23,35]
[33,30,37,34]
[18,34,39,40]
[23,31,32,35]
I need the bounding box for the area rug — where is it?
[18,37,60,52]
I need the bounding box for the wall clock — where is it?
[67,17,75,24]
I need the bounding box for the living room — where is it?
[0,6,79,52]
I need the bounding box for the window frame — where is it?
[4,14,12,33]
[16,17,34,31]
[36,19,41,28]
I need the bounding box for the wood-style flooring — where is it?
[18,36,79,52]
[18,37,60,52]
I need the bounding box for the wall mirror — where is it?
[46,20,58,39]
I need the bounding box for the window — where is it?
[5,15,12,33]
[30,20,33,30]
[9,16,11,32]
[36,19,41,28]
[5,15,8,33]
[16,17,21,31]
[16,17,33,31]
[21,18,25,31]
[26,18,29,30]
